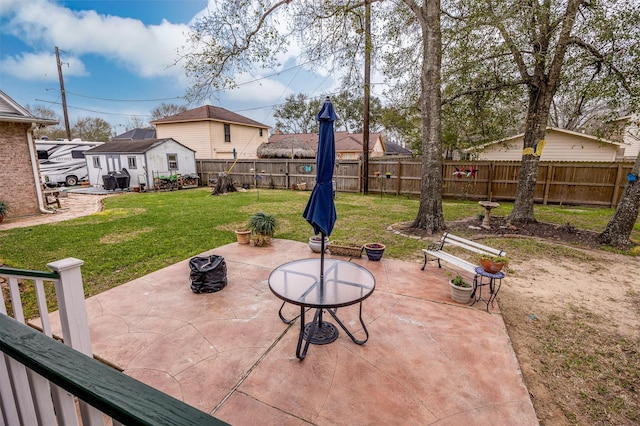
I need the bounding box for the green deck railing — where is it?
[0,314,228,426]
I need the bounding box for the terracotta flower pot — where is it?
[480,259,504,274]
[235,229,251,244]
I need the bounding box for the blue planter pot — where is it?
[364,243,385,261]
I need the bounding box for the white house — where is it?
[151,105,270,160]
[467,127,622,162]
[84,138,196,190]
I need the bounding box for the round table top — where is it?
[268,258,375,308]
[474,266,505,279]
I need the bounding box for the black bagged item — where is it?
[189,255,227,293]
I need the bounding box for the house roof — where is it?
[112,128,157,140]
[469,127,621,151]
[150,105,269,129]
[0,90,58,125]
[85,138,195,154]
[384,142,413,155]
[268,131,382,153]
[256,139,316,159]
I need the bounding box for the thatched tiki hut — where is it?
[257,137,316,159]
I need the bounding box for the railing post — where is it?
[47,258,103,426]
[47,258,92,356]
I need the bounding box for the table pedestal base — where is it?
[303,321,339,345]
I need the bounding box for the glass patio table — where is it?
[268,258,375,360]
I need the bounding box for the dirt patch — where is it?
[399,218,640,425]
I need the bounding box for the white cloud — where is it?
[2,0,190,81]
[0,51,87,81]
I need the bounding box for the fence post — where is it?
[543,164,553,205]
[487,162,494,200]
[395,160,402,195]
[611,163,624,208]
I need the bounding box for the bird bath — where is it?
[478,201,500,229]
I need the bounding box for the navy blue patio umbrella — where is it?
[303,97,337,280]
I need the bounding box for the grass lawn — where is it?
[2,187,639,424]
[0,187,637,316]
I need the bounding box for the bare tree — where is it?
[151,103,188,121]
[180,0,447,233]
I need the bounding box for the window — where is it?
[167,153,178,170]
[37,150,49,160]
[127,156,137,169]
[224,123,231,142]
[259,128,263,137]
[92,156,101,168]
[71,150,85,159]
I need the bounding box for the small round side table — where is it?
[472,266,504,311]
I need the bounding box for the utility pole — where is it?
[55,46,72,140]
[361,0,371,194]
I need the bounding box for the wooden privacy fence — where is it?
[196,159,635,208]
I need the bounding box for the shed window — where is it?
[92,157,101,168]
[167,153,178,170]
[259,128,263,137]
[224,124,231,142]
[127,156,137,169]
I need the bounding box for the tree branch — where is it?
[442,79,525,105]
[567,36,633,93]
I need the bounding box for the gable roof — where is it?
[0,90,58,125]
[85,138,195,154]
[150,105,269,129]
[112,128,157,140]
[268,131,382,152]
[384,142,413,155]
[470,127,621,151]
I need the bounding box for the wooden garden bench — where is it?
[421,232,505,279]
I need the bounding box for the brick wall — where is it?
[0,122,41,218]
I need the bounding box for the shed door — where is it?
[106,155,121,172]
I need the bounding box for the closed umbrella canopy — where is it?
[303,98,337,236]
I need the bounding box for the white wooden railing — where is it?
[0,258,225,426]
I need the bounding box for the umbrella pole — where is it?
[319,232,326,325]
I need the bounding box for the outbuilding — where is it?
[84,138,197,190]
[467,127,622,162]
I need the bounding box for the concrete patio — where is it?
[52,239,537,425]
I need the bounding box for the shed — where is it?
[467,127,622,162]
[84,138,197,190]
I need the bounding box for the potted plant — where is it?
[308,235,329,253]
[364,243,385,261]
[248,212,278,247]
[479,254,508,274]
[0,200,9,223]
[447,272,474,304]
[234,228,251,244]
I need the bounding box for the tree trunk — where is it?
[412,0,445,233]
[508,86,553,224]
[210,175,237,195]
[598,156,640,249]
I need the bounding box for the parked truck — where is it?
[36,139,104,186]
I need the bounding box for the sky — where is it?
[0,0,337,136]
